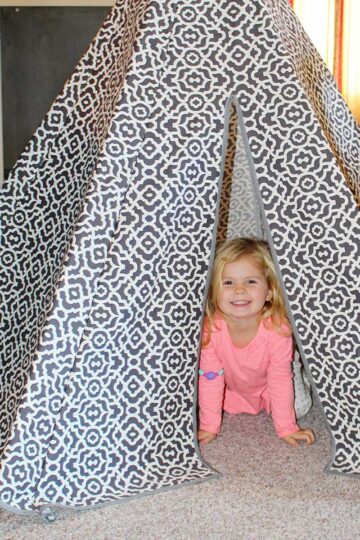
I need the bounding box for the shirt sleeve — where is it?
[198,333,225,435]
[267,332,300,438]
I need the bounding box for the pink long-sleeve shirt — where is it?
[198,317,299,438]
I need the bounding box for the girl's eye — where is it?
[246,279,257,285]
[223,280,234,286]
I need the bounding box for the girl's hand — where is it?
[198,430,217,445]
[281,428,315,447]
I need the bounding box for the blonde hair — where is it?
[203,237,290,345]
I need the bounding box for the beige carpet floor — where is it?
[1,403,359,540]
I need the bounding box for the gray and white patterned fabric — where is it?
[217,103,264,242]
[0,0,359,514]
[270,0,360,204]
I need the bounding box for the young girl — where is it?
[198,237,315,447]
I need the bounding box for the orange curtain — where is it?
[291,0,360,124]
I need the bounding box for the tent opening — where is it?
[217,99,265,244]
[197,97,314,446]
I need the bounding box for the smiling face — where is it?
[217,255,272,324]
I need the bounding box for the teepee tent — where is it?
[0,0,359,515]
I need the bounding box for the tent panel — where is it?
[270,0,360,203]
[0,0,149,457]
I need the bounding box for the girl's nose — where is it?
[234,284,246,294]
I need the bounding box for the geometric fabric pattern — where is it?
[0,0,359,514]
[217,103,265,242]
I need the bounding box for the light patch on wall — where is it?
[293,0,335,70]
[342,0,360,122]
[292,0,360,124]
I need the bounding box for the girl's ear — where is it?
[266,290,273,302]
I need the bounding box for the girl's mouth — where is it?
[231,300,250,306]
